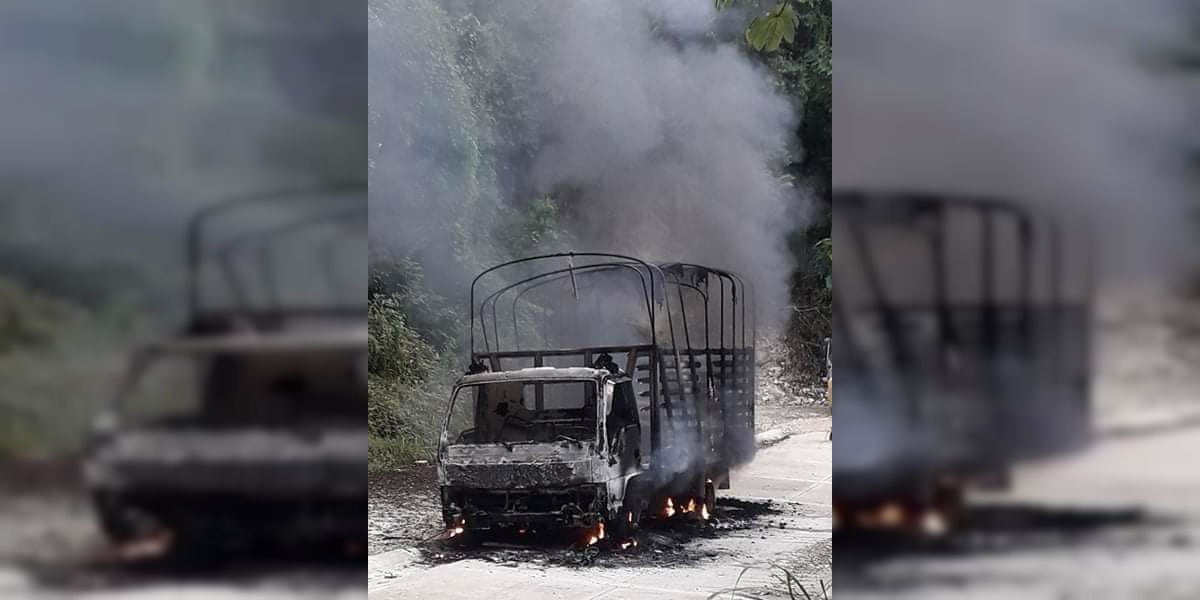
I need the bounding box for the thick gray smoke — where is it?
[0,0,365,309]
[833,0,1199,492]
[835,0,1199,279]
[369,0,806,318]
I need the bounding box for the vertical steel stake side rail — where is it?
[211,205,365,316]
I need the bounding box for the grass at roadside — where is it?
[367,369,453,471]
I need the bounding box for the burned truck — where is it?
[437,253,756,539]
[833,191,1092,532]
[84,186,367,548]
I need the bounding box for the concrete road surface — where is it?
[369,424,832,599]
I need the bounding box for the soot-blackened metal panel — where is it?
[442,460,591,489]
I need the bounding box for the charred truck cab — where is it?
[84,186,367,547]
[439,367,642,532]
[438,253,757,538]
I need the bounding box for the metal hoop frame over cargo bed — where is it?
[184,183,366,333]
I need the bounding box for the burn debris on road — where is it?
[369,466,442,554]
[414,496,784,570]
[16,545,366,595]
[1,482,364,595]
[835,502,1164,565]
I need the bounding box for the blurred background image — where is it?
[0,2,366,598]
[833,0,1200,597]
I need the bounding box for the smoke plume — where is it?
[0,0,365,311]
[834,0,1199,279]
[369,0,807,319]
[833,0,1200,495]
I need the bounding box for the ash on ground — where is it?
[836,503,1161,563]
[367,467,793,569]
[368,466,441,555]
[419,497,785,570]
[0,460,365,596]
[0,460,96,566]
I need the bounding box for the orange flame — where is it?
[701,503,710,520]
[878,503,905,528]
[585,522,606,546]
[447,518,466,538]
[664,498,676,518]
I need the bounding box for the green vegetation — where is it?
[717,0,832,383]
[366,259,457,469]
[0,274,124,457]
[0,279,76,356]
[365,206,572,469]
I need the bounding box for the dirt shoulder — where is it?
[368,465,441,555]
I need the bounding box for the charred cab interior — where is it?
[446,379,601,445]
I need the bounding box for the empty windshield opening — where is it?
[446,380,598,445]
[123,350,366,427]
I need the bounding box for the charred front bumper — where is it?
[441,484,608,530]
[84,428,366,541]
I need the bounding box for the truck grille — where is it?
[442,461,587,489]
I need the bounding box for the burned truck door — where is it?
[605,379,641,474]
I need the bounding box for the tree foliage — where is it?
[0,278,77,356]
[719,0,832,383]
[744,2,800,53]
